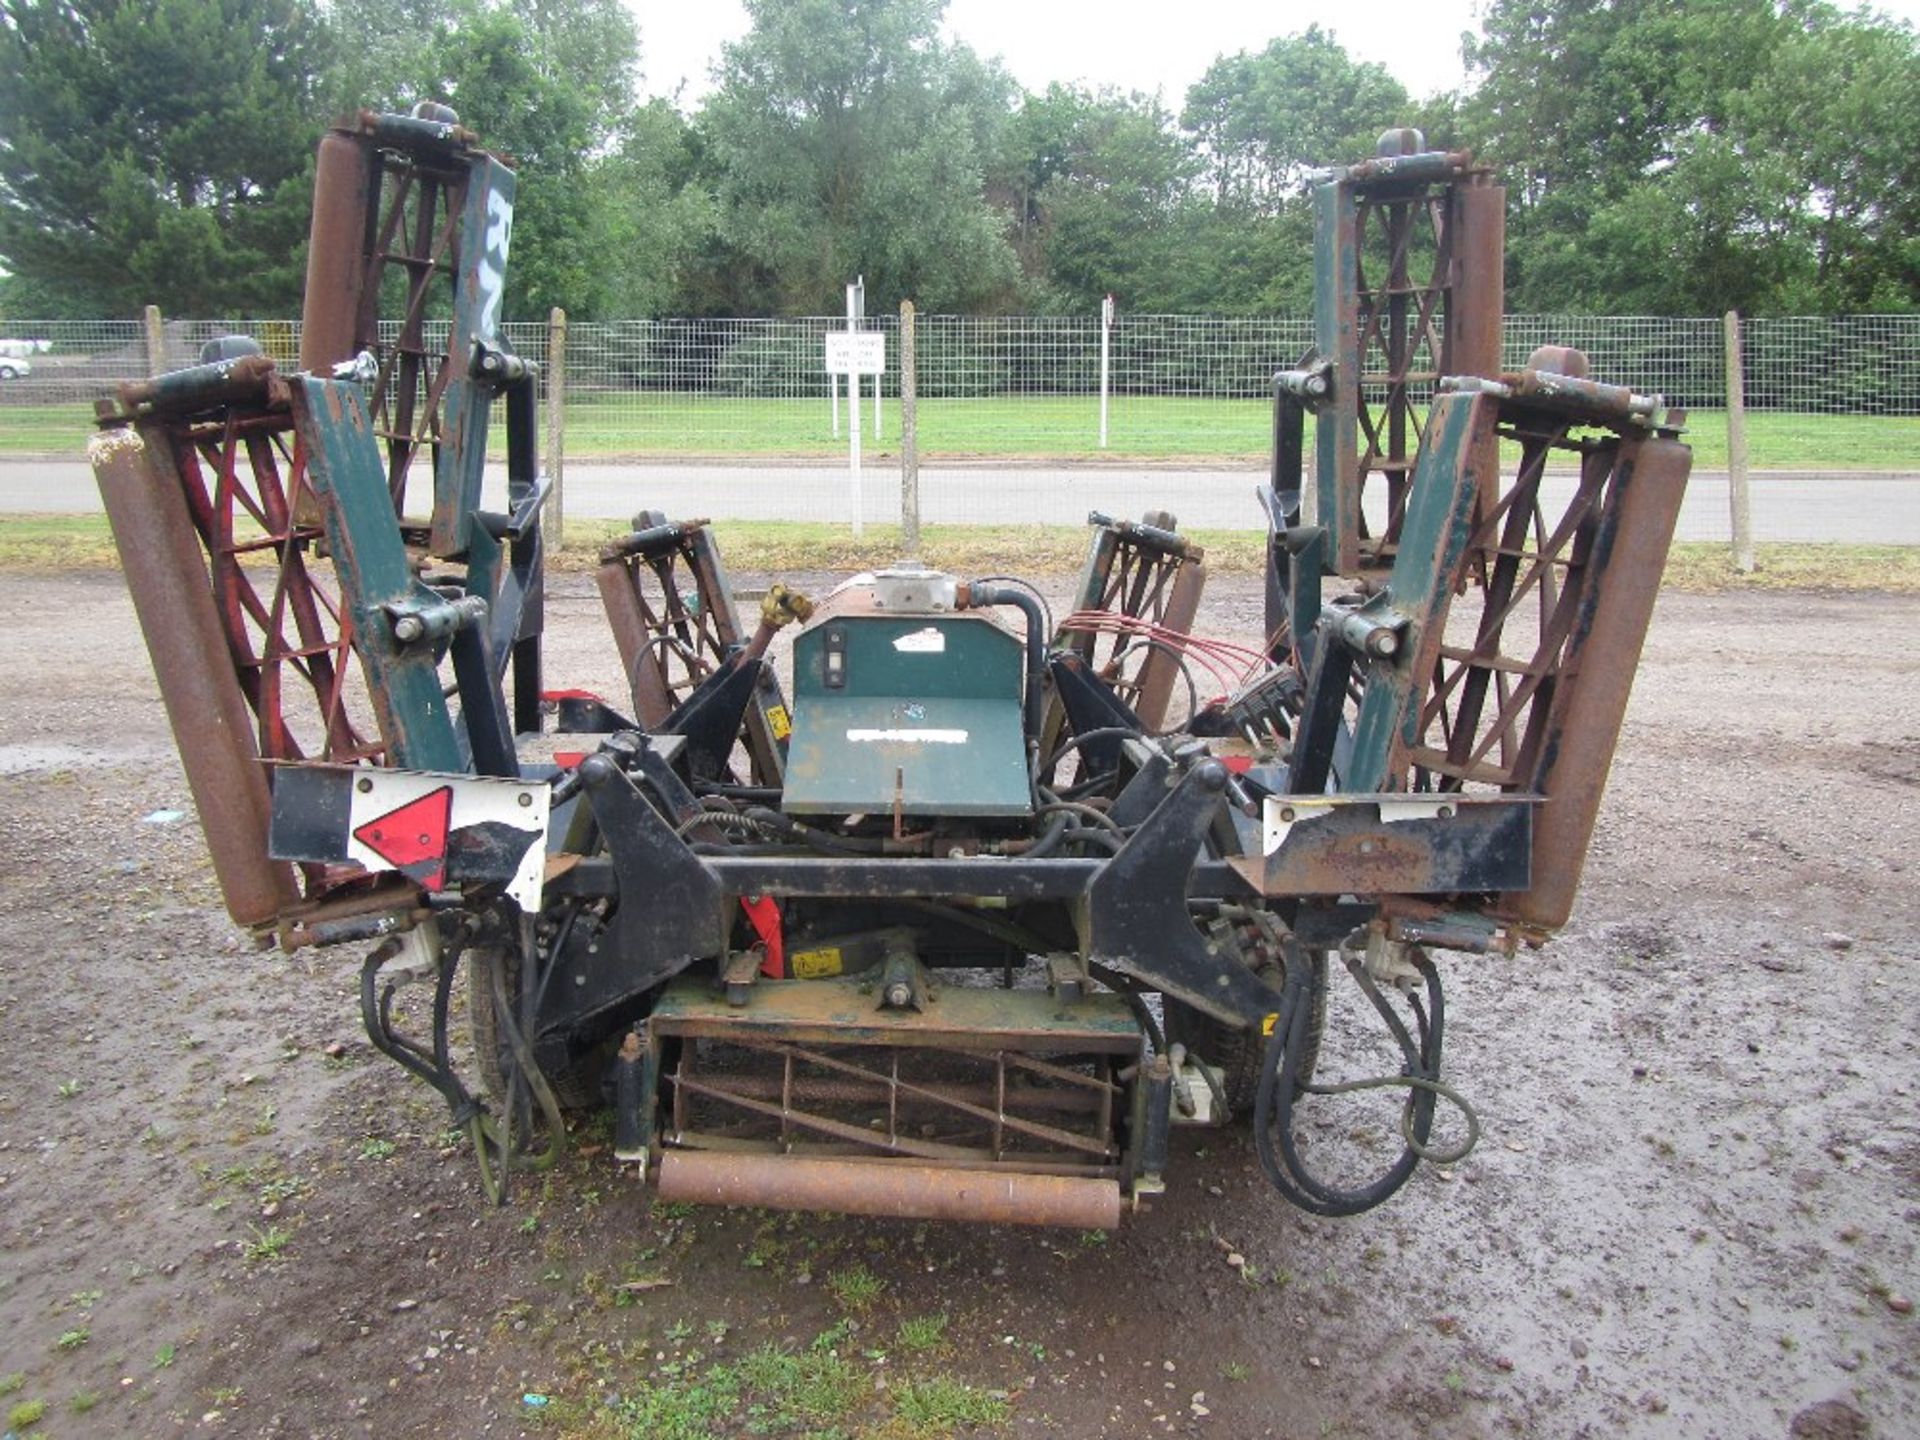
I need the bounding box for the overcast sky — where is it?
[631,0,1920,112]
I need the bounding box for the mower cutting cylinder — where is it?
[656,1151,1123,1229]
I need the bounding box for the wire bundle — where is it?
[1056,608,1273,698]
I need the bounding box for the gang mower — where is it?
[90,111,1690,1226]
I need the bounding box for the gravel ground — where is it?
[0,569,1915,1440]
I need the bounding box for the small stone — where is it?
[1642,1391,1668,1414]
[1632,1065,1649,1079]
[1838,1225,1861,1243]
[1824,932,1854,951]
[260,1202,280,1219]
[1887,1293,1913,1315]
[1436,1168,1455,1182]
[324,1042,348,1059]
[1163,1360,1176,1372]
[393,1298,419,1312]
[1225,1252,1245,1270]
[1494,1356,1514,1372]
[1570,1338,1589,1359]
[1306,1355,1322,1369]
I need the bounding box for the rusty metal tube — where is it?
[656,1150,1122,1229]
[1450,179,1505,526]
[300,129,374,374]
[90,426,299,927]
[1500,435,1691,930]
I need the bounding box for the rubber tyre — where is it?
[466,947,604,1112]
[1164,947,1327,1118]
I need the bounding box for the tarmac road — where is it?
[3,457,1915,542]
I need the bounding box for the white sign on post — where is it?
[824,331,886,374]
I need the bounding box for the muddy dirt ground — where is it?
[1,569,1915,1440]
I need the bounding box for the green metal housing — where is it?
[784,610,1031,818]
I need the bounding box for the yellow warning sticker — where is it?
[766,704,792,741]
[1260,1012,1281,1036]
[790,946,843,979]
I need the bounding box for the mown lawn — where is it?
[4,392,1913,470]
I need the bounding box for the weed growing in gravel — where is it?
[242,1225,291,1262]
[69,1390,100,1414]
[358,1137,397,1161]
[68,1288,102,1310]
[55,1078,82,1099]
[891,1374,1010,1428]
[827,1262,885,1312]
[1223,1360,1252,1382]
[257,1176,303,1207]
[0,1374,22,1395]
[55,1327,88,1351]
[152,1344,175,1369]
[8,1398,47,1430]
[897,1312,950,1353]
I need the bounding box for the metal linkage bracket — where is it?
[1083,763,1282,1029]
[577,755,728,999]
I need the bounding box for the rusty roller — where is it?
[656,1151,1123,1230]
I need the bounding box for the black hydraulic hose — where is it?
[1253,947,1448,1217]
[1018,812,1075,858]
[970,574,1054,638]
[743,805,896,856]
[966,581,1048,745]
[1034,799,1129,836]
[1057,827,1122,854]
[693,780,784,803]
[1043,725,1147,771]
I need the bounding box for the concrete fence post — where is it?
[143,305,166,377]
[546,306,567,549]
[1723,310,1754,573]
[900,300,919,556]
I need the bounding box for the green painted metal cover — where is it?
[785,613,1030,817]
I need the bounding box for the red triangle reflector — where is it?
[353,785,454,889]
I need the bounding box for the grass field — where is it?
[4,512,1914,591]
[3,393,1915,470]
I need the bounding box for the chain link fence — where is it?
[3,310,1916,462]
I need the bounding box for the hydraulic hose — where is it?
[1252,944,1476,1216]
[965,581,1048,745]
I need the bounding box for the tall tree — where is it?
[0,0,332,315]
[328,0,668,319]
[1459,0,1919,312]
[696,0,1020,314]
[1005,84,1195,311]
[1183,29,1410,213]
